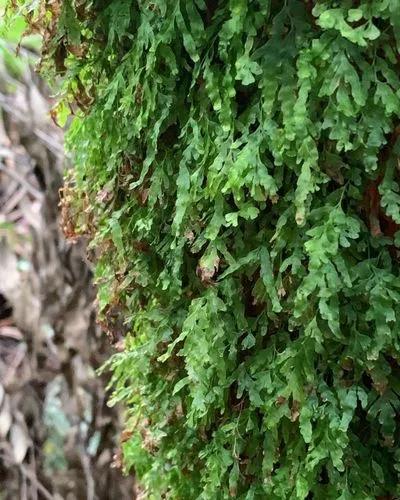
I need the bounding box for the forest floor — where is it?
[0,43,134,500]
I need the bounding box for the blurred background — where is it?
[0,5,134,499]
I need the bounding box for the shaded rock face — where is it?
[0,56,134,498]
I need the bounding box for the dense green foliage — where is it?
[16,0,400,497]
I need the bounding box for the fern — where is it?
[12,0,400,497]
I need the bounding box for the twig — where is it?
[20,464,54,500]
[20,467,28,500]
[33,128,63,157]
[0,93,63,157]
[0,163,43,199]
[29,449,38,500]
[80,447,96,500]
